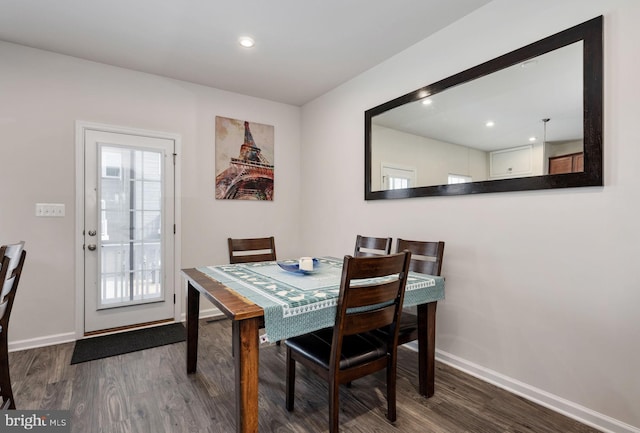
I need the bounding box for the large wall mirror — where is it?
[365,16,602,200]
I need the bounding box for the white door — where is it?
[83,129,175,333]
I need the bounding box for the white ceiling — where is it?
[0,0,491,106]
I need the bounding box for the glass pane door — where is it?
[99,145,164,309]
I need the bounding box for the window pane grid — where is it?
[99,146,164,309]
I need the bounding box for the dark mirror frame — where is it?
[365,16,602,200]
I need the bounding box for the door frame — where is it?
[75,121,182,338]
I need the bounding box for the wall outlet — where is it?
[35,203,65,217]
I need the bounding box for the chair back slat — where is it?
[0,254,9,319]
[343,305,396,335]
[228,237,276,264]
[354,235,392,257]
[344,281,401,309]
[1,242,25,302]
[0,247,8,289]
[397,239,445,276]
[344,254,403,279]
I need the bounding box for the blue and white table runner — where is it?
[197,257,445,342]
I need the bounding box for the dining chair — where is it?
[228,236,278,346]
[285,251,412,433]
[228,236,276,264]
[0,241,27,410]
[353,235,392,257]
[377,239,445,346]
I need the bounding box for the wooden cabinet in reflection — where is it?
[549,152,584,174]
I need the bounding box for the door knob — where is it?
[88,230,97,236]
[87,244,97,251]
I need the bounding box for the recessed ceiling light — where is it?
[421,99,432,106]
[485,121,495,127]
[529,136,537,142]
[239,36,255,48]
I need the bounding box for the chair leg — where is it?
[386,363,397,422]
[285,348,295,411]
[0,330,15,409]
[329,378,340,433]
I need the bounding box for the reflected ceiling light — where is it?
[485,121,495,127]
[239,36,255,48]
[421,99,432,105]
[542,118,550,145]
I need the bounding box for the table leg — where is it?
[187,281,200,374]
[417,301,437,397]
[232,318,260,433]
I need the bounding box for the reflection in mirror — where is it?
[371,42,583,191]
[365,16,602,200]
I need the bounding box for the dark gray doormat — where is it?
[71,323,186,364]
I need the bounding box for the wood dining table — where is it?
[182,257,445,433]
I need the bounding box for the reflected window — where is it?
[381,164,416,190]
[388,177,409,190]
[448,174,472,184]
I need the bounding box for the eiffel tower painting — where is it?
[215,116,274,200]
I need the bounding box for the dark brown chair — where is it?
[228,237,278,346]
[378,239,445,346]
[228,237,276,264]
[285,251,411,433]
[353,235,392,257]
[1,241,26,410]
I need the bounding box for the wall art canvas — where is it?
[215,116,274,200]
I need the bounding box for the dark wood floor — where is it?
[8,318,600,433]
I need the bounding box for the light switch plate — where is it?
[35,203,65,217]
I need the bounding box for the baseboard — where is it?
[9,308,224,353]
[8,332,77,352]
[435,349,640,433]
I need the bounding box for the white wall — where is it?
[0,42,302,343]
[300,0,640,431]
[548,139,584,158]
[372,125,488,187]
